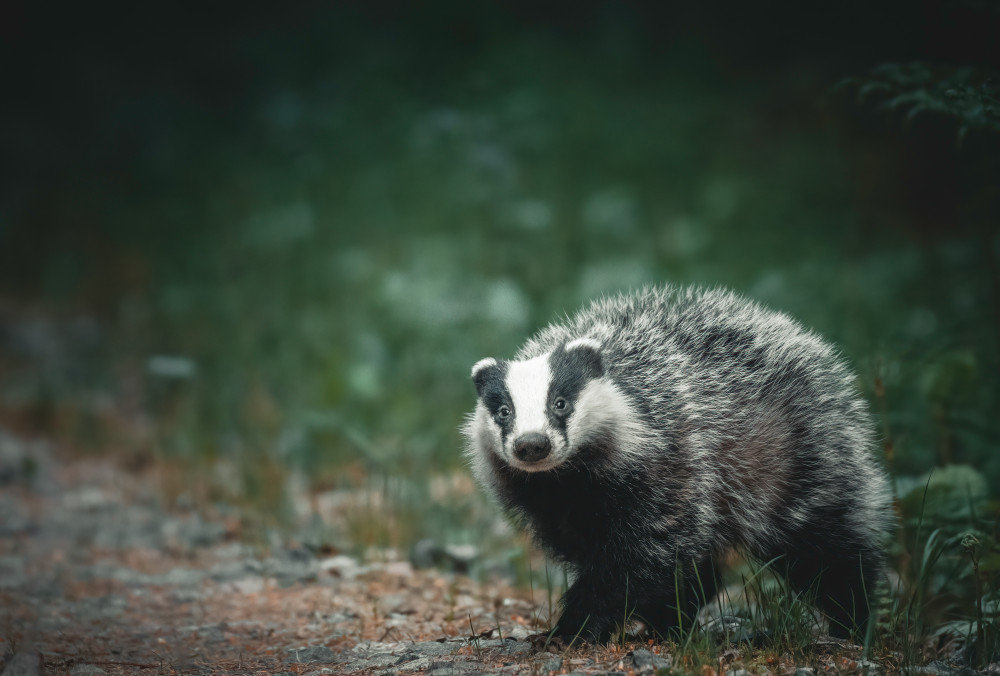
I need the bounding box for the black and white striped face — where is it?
[468,338,618,472]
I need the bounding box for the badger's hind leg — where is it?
[768,516,884,640]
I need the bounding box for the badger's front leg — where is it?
[553,551,717,644]
[553,560,636,643]
[551,552,664,644]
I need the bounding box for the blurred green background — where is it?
[1,2,998,560]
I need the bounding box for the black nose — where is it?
[513,433,551,462]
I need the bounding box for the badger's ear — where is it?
[564,337,604,379]
[471,357,500,396]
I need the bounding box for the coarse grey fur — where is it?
[463,285,893,643]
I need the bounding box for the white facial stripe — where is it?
[505,354,552,437]
[567,378,646,458]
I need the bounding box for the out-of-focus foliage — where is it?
[0,4,998,555]
[889,465,1000,665]
[840,62,1000,142]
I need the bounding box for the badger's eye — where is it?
[552,398,570,414]
[497,405,512,419]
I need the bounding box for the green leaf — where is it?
[896,465,988,522]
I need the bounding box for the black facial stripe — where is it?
[473,359,514,441]
[546,342,604,433]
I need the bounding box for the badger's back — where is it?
[516,286,891,552]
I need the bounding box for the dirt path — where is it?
[0,431,670,675]
[0,430,899,675]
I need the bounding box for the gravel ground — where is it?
[0,430,661,675]
[3,429,984,676]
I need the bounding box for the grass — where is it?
[349,468,996,672]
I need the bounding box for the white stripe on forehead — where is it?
[506,353,552,436]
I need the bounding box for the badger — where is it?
[463,285,893,643]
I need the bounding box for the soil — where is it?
[0,430,911,675]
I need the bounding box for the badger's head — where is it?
[467,337,638,473]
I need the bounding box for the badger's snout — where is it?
[513,433,551,463]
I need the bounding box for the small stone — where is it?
[70,667,107,676]
[726,670,750,676]
[170,588,201,603]
[320,555,360,578]
[63,487,117,512]
[161,567,206,587]
[426,663,480,676]
[396,657,435,673]
[401,641,462,659]
[323,611,355,623]
[795,669,815,676]
[2,653,40,676]
[161,514,226,548]
[384,560,414,577]
[340,642,403,671]
[0,556,26,590]
[532,655,563,673]
[904,662,978,676]
[0,432,31,485]
[857,659,880,675]
[0,496,31,537]
[631,648,672,672]
[264,555,318,587]
[411,539,443,569]
[500,640,532,658]
[504,624,532,641]
[703,614,754,642]
[209,558,263,582]
[443,544,478,572]
[286,645,336,664]
[350,641,400,656]
[342,655,400,671]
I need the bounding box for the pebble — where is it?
[342,653,400,671]
[286,645,337,664]
[426,664,481,676]
[69,666,107,676]
[531,655,563,673]
[0,432,30,485]
[0,496,31,536]
[411,539,443,569]
[320,555,360,578]
[903,661,979,675]
[209,558,263,582]
[406,641,465,657]
[0,556,26,590]
[396,657,438,673]
[1,653,40,676]
[631,648,672,672]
